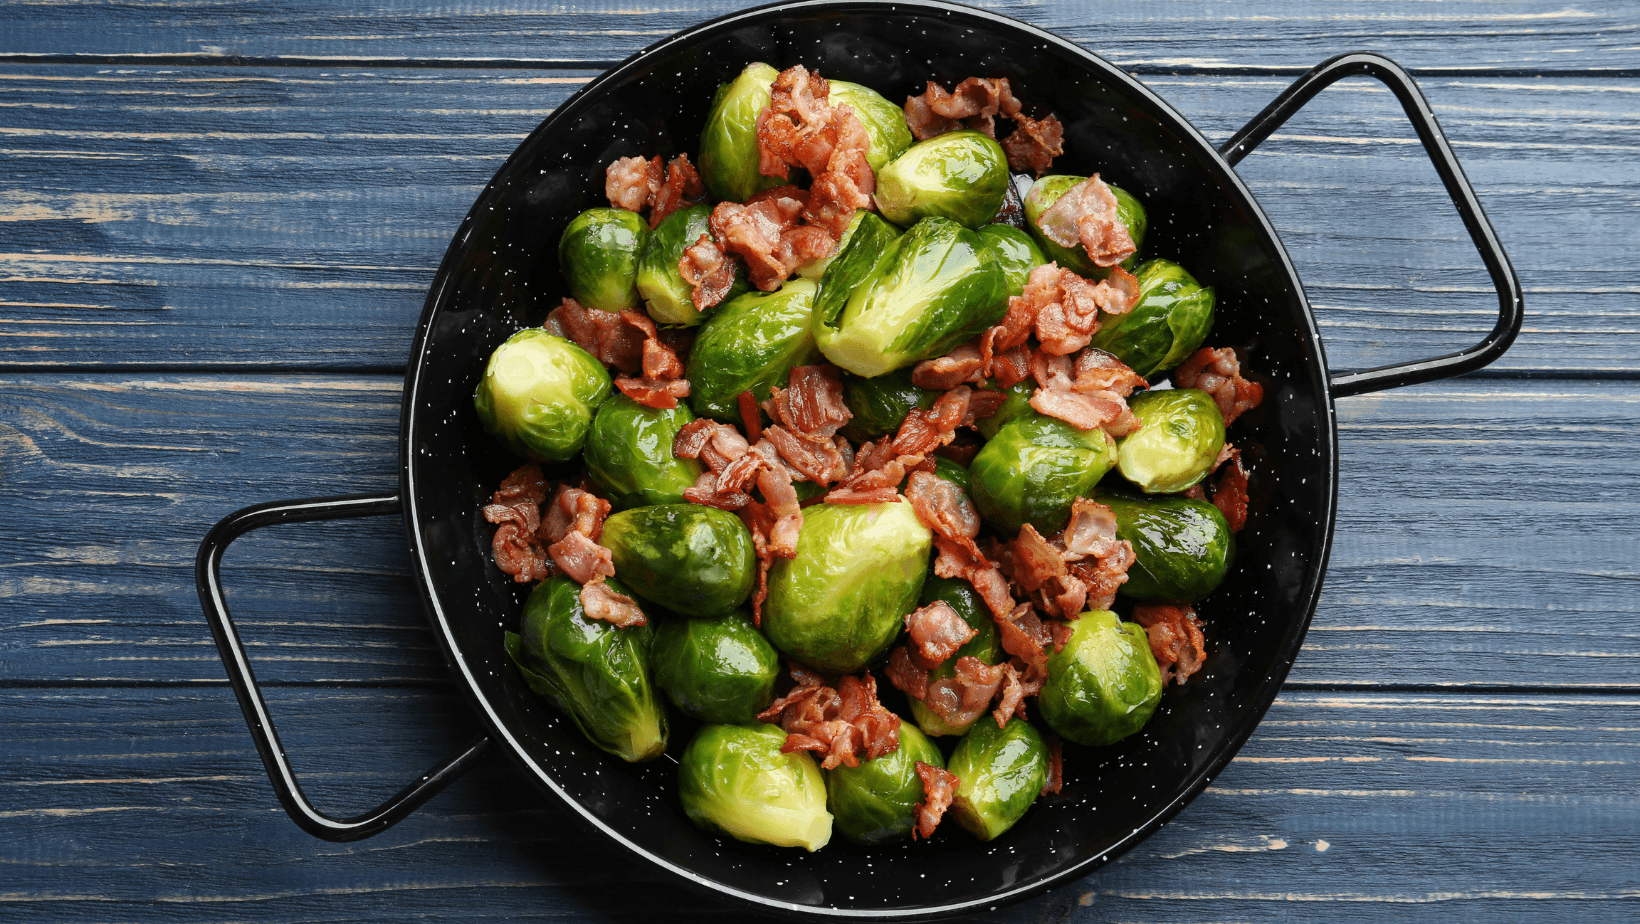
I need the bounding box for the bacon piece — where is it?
[1014,264,1140,357]
[1173,346,1264,427]
[994,603,1053,695]
[544,298,646,374]
[905,601,978,669]
[933,533,1015,621]
[914,762,961,840]
[904,77,1022,141]
[912,342,986,390]
[764,365,852,440]
[992,662,1029,728]
[678,233,739,312]
[649,153,705,229]
[611,310,690,409]
[757,662,828,721]
[1133,604,1207,685]
[710,194,833,292]
[1041,735,1064,795]
[736,390,763,443]
[484,463,552,583]
[762,667,901,770]
[803,106,876,237]
[580,580,647,628]
[1028,341,1145,437]
[905,470,984,558]
[923,656,1007,730]
[548,526,612,585]
[1210,445,1251,532]
[1068,539,1134,613]
[758,65,834,180]
[1062,497,1120,559]
[1003,112,1064,176]
[605,155,661,213]
[886,644,930,701]
[1010,524,1087,621]
[1037,174,1138,269]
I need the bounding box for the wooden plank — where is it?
[1,0,1635,72]
[0,687,1634,920]
[1,65,1636,373]
[1,374,1636,687]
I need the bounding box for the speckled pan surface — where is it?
[399,1,1336,918]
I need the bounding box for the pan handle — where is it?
[195,492,491,842]
[1220,51,1524,398]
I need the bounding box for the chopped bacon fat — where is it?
[1038,175,1138,269]
[914,763,961,840]
[1173,346,1264,428]
[903,76,1061,175]
[1133,604,1207,686]
[905,601,978,668]
[759,667,900,770]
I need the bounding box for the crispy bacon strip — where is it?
[911,342,986,391]
[904,76,1062,174]
[710,194,833,292]
[580,581,647,628]
[650,153,705,228]
[1028,342,1145,437]
[905,601,978,668]
[1037,174,1138,269]
[612,310,690,409]
[1210,444,1251,532]
[544,298,646,374]
[483,463,552,583]
[914,762,961,840]
[1060,498,1134,611]
[926,656,1008,731]
[760,667,900,770]
[1173,346,1264,427]
[1133,604,1207,685]
[904,470,983,560]
[679,233,739,311]
[1003,112,1064,176]
[605,154,704,228]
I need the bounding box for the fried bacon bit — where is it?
[914,763,961,840]
[544,298,646,374]
[1011,524,1088,621]
[992,662,1031,728]
[911,342,986,390]
[1027,344,1145,437]
[612,310,690,409]
[1060,497,1135,611]
[580,581,647,628]
[933,534,1015,621]
[1037,174,1138,269]
[762,365,853,486]
[1041,735,1064,795]
[1012,263,1141,357]
[1209,444,1251,533]
[1132,604,1207,686]
[803,106,876,238]
[1173,346,1264,427]
[679,233,739,311]
[903,76,1062,175]
[930,656,1009,730]
[1002,112,1065,177]
[885,644,930,701]
[650,154,705,229]
[483,463,552,583]
[709,194,834,292]
[605,154,705,228]
[824,387,969,504]
[758,65,834,180]
[736,390,763,443]
[760,667,901,770]
[541,486,614,583]
[995,603,1054,692]
[675,418,756,509]
[906,601,979,668]
[905,470,984,556]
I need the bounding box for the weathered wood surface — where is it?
[2,65,1636,374]
[2,688,1635,920]
[1,0,1636,73]
[3,375,1635,688]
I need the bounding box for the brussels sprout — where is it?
[1115,388,1226,494]
[815,217,1007,378]
[762,501,932,674]
[813,211,901,326]
[931,456,972,496]
[1038,610,1162,747]
[908,577,1002,737]
[637,203,745,326]
[841,367,937,441]
[473,328,612,461]
[1096,490,1234,603]
[698,62,784,203]
[559,207,648,314]
[797,209,869,281]
[974,378,1035,441]
[1087,259,1216,377]
[653,609,781,724]
[503,575,667,762]
[687,278,821,422]
[1023,175,1147,277]
[678,722,832,851]
[969,411,1117,535]
[826,723,944,845]
[583,393,704,510]
[977,223,1048,298]
[828,80,915,172]
[599,504,756,618]
[946,716,1048,841]
[876,130,1010,229]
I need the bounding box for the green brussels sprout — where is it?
[599,504,756,618]
[636,203,745,326]
[1087,259,1216,377]
[977,223,1048,299]
[473,328,612,461]
[876,130,1010,229]
[698,63,784,203]
[678,722,832,851]
[1114,388,1226,494]
[762,501,932,674]
[969,410,1117,535]
[583,393,704,510]
[814,217,1007,378]
[825,723,944,845]
[908,577,1002,737]
[1023,175,1147,277]
[840,367,937,441]
[813,211,902,327]
[653,609,781,724]
[1038,610,1162,747]
[946,716,1048,841]
[503,575,667,762]
[687,278,822,422]
[974,378,1035,441]
[1097,490,1234,603]
[930,456,972,496]
[559,207,648,314]
[828,80,915,173]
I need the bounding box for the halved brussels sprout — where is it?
[826,723,944,845]
[1097,490,1234,603]
[762,501,932,674]
[678,722,833,851]
[931,456,972,496]
[977,223,1048,298]
[969,410,1117,535]
[653,609,781,725]
[1087,258,1215,377]
[599,504,756,618]
[698,62,784,203]
[974,378,1035,441]
[1038,610,1162,747]
[583,393,704,510]
[687,278,822,422]
[946,716,1048,841]
[637,203,745,326]
[841,367,937,442]
[908,577,1002,737]
[876,130,1010,229]
[1115,388,1226,494]
[1023,175,1147,277]
[828,80,915,172]
[559,207,648,313]
[813,211,901,326]
[815,217,1007,378]
[504,575,667,762]
[473,328,612,461]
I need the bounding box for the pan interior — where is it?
[403,1,1335,916]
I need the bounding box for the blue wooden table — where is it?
[2,2,1637,920]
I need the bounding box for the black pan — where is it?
[197,1,1522,918]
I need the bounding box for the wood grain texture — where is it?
[1,0,1636,73]
[1,687,1634,920]
[2,374,1635,688]
[1,65,1636,373]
